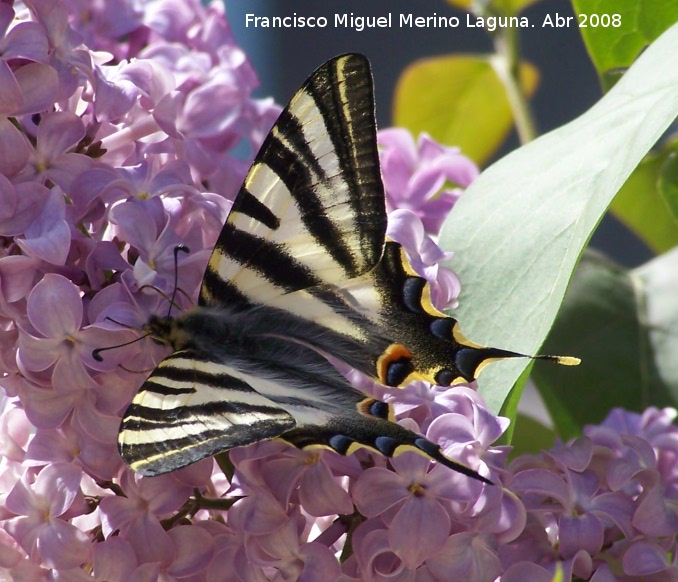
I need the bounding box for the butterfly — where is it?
[116,54,578,483]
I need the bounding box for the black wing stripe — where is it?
[210,222,321,292]
[121,416,292,475]
[230,186,281,231]
[199,54,386,310]
[306,54,385,267]
[140,383,194,396]
[199,267,251,309]
[273,108,327,180]
[144,367,254,392]
[260,131,360,275]
[123,401,288,426]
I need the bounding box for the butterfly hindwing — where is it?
[118,349,296,476]
[119,316,489,482]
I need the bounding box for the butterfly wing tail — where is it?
[281,396,492,485]
[366,240,580,388]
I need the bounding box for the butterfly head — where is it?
[144,313,193,351]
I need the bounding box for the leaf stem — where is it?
[490,23,537,144]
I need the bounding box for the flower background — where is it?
[0,1,677,580]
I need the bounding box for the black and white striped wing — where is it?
[118,350,295,476]
[199,54,386,311]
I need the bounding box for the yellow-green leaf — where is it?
[611,148,678,254]
[658,151,678,223]
[393,55,538,166]
[445,0,542,14]
[445,0,474,10]
[492,0,544,16]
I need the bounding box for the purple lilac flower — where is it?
[379,128,479,234]
[0,1,674,580]
[4,463,90,570]
[387,209,461,311]
[0,1,281,576]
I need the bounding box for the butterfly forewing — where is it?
[199,54,386,310]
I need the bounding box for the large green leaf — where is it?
[533,248,678,439]
[532,251,645,438]
[393,55,538,165]
[571,0,678,89]
[438,22,678,415]
[445,0,474,9]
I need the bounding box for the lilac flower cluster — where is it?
[502,407,678,581]
[0,1,675,580]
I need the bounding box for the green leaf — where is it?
[509,413,556,458]
[438,22,678,415]
[533,248,678,438]
[531,251,645,438]
[215,451,235,481]
[610,147,678,254]
[393,55,538,165]
[552,563,565,582]
[658,151,678,223]
[571,0,678,89]
[497,364,533,442]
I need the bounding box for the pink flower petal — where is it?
[0,120,31,178]
[389,497,449,568]
[126,513,174,566]
[93,537,138,582]
[167,525,214,578]
[501,562,554,582]
[35,111,85,154]
[11,63,59,116]
[26,274,82,338]
[0,60,23,115]
[37,518,90,569]
[298,460,353,517]
[353,467,408,517]
[622,540,671,575]
[17,189,70,265]
[34,463,82,516]
[297,542,342,582]
[559,513,604,558]
[427,533,501,582]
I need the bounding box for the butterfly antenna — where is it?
[167,245,189,317]
[92,331,154,362]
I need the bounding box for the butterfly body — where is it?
[118,54,577,482]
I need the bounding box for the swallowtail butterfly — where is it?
[116,54,577,483]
